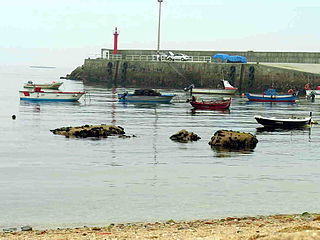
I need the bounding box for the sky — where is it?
[0,0,320,68]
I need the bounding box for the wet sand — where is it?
[1,213,320,240]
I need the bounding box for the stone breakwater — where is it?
[1,213,320,240]
[67,59,320,94]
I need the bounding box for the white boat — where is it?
[23,81,63,90]
[185,80,238,95]
[20,88,85,102]
[306,89,320,99]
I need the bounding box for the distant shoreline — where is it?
[29,66,56,69]
[1,213,320,240]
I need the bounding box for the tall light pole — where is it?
[157,0,163,57]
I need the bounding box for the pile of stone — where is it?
[170,129,201,143]
[208,130,258,150]
[50,124,125,138]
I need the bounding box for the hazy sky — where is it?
[1,0,319,68]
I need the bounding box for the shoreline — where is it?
[1,213,320,240]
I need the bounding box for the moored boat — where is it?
[305,84,320,99]
[185,80,238,95]
[118,89,175,103]
[20,88,85,102]
[254,114,312,128]
[246,89,297,102]
[24,81,63,90]
[189,96,231,110]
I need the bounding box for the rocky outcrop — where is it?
[170,129,201,143]
[50,124,125,138]
[208,130,258,150]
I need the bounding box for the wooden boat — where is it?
[189,96,231,110]
[254,114,312,128]
[245,89,297,102]
[24,81,63,90]
[185,80,238,95]
[20,88,85,102]
[118,89,175,103]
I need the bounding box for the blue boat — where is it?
[245,89,297,103]
[118,89,176,103]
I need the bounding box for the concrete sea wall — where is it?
[102,49,320,64]
[69,58,320,94]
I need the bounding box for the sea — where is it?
[1,65,320,229]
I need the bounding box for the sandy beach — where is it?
[1,213,320,240]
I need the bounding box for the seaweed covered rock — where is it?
[208,130,258,150]
[50,124,125,138]
[170,129,201,143]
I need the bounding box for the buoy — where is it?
[304,83,310,90]
[12,115,16,120]
[241,93,245,97]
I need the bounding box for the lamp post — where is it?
[157,0,163,59]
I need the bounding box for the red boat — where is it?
[189,97,231,110]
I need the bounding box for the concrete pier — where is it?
[67,50,320,94]
[68,61,320,94]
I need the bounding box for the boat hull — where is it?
[255,115,311,128]
[306,89,320,99]
[118,94,175,103]
[190,99,231,110]
[246,93,297,102]
[19,91,85,102]
[23,82,63,90]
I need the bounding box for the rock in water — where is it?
[208,130,258,150]
[170,129,201,143]
[50,124,125,138]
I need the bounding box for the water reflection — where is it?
[211,145,254,157]
[119,102,173,109]
[256,126,311,133]
[20,100,80,107]
[152,109,159,164]
[190,108,231,115]
[256,126,312,142]
[244,101,297,107]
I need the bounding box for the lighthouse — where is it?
[113,27,119,54]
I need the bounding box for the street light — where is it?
[157,0,163,59]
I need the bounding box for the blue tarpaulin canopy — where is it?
[212,54,247,63]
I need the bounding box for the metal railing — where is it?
[108,54,122,60]
[100,54,212,62]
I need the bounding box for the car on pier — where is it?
[166,51,192,61]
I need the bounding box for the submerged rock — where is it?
[209,130,258,150]
[50,124,125,138]
[170,129,201,143]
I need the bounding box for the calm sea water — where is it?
[1,65,320,229]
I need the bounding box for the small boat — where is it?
[24,81,63,90]
[189,96,231,110]
[118,89,175,103]
[254,114,312,128]
[245,89,297,102]
[185,80,238,95]
[305,84,320,99]
[20,88,85,102]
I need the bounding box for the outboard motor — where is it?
[184,84,195,92]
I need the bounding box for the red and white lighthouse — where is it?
[113,27,119,54]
